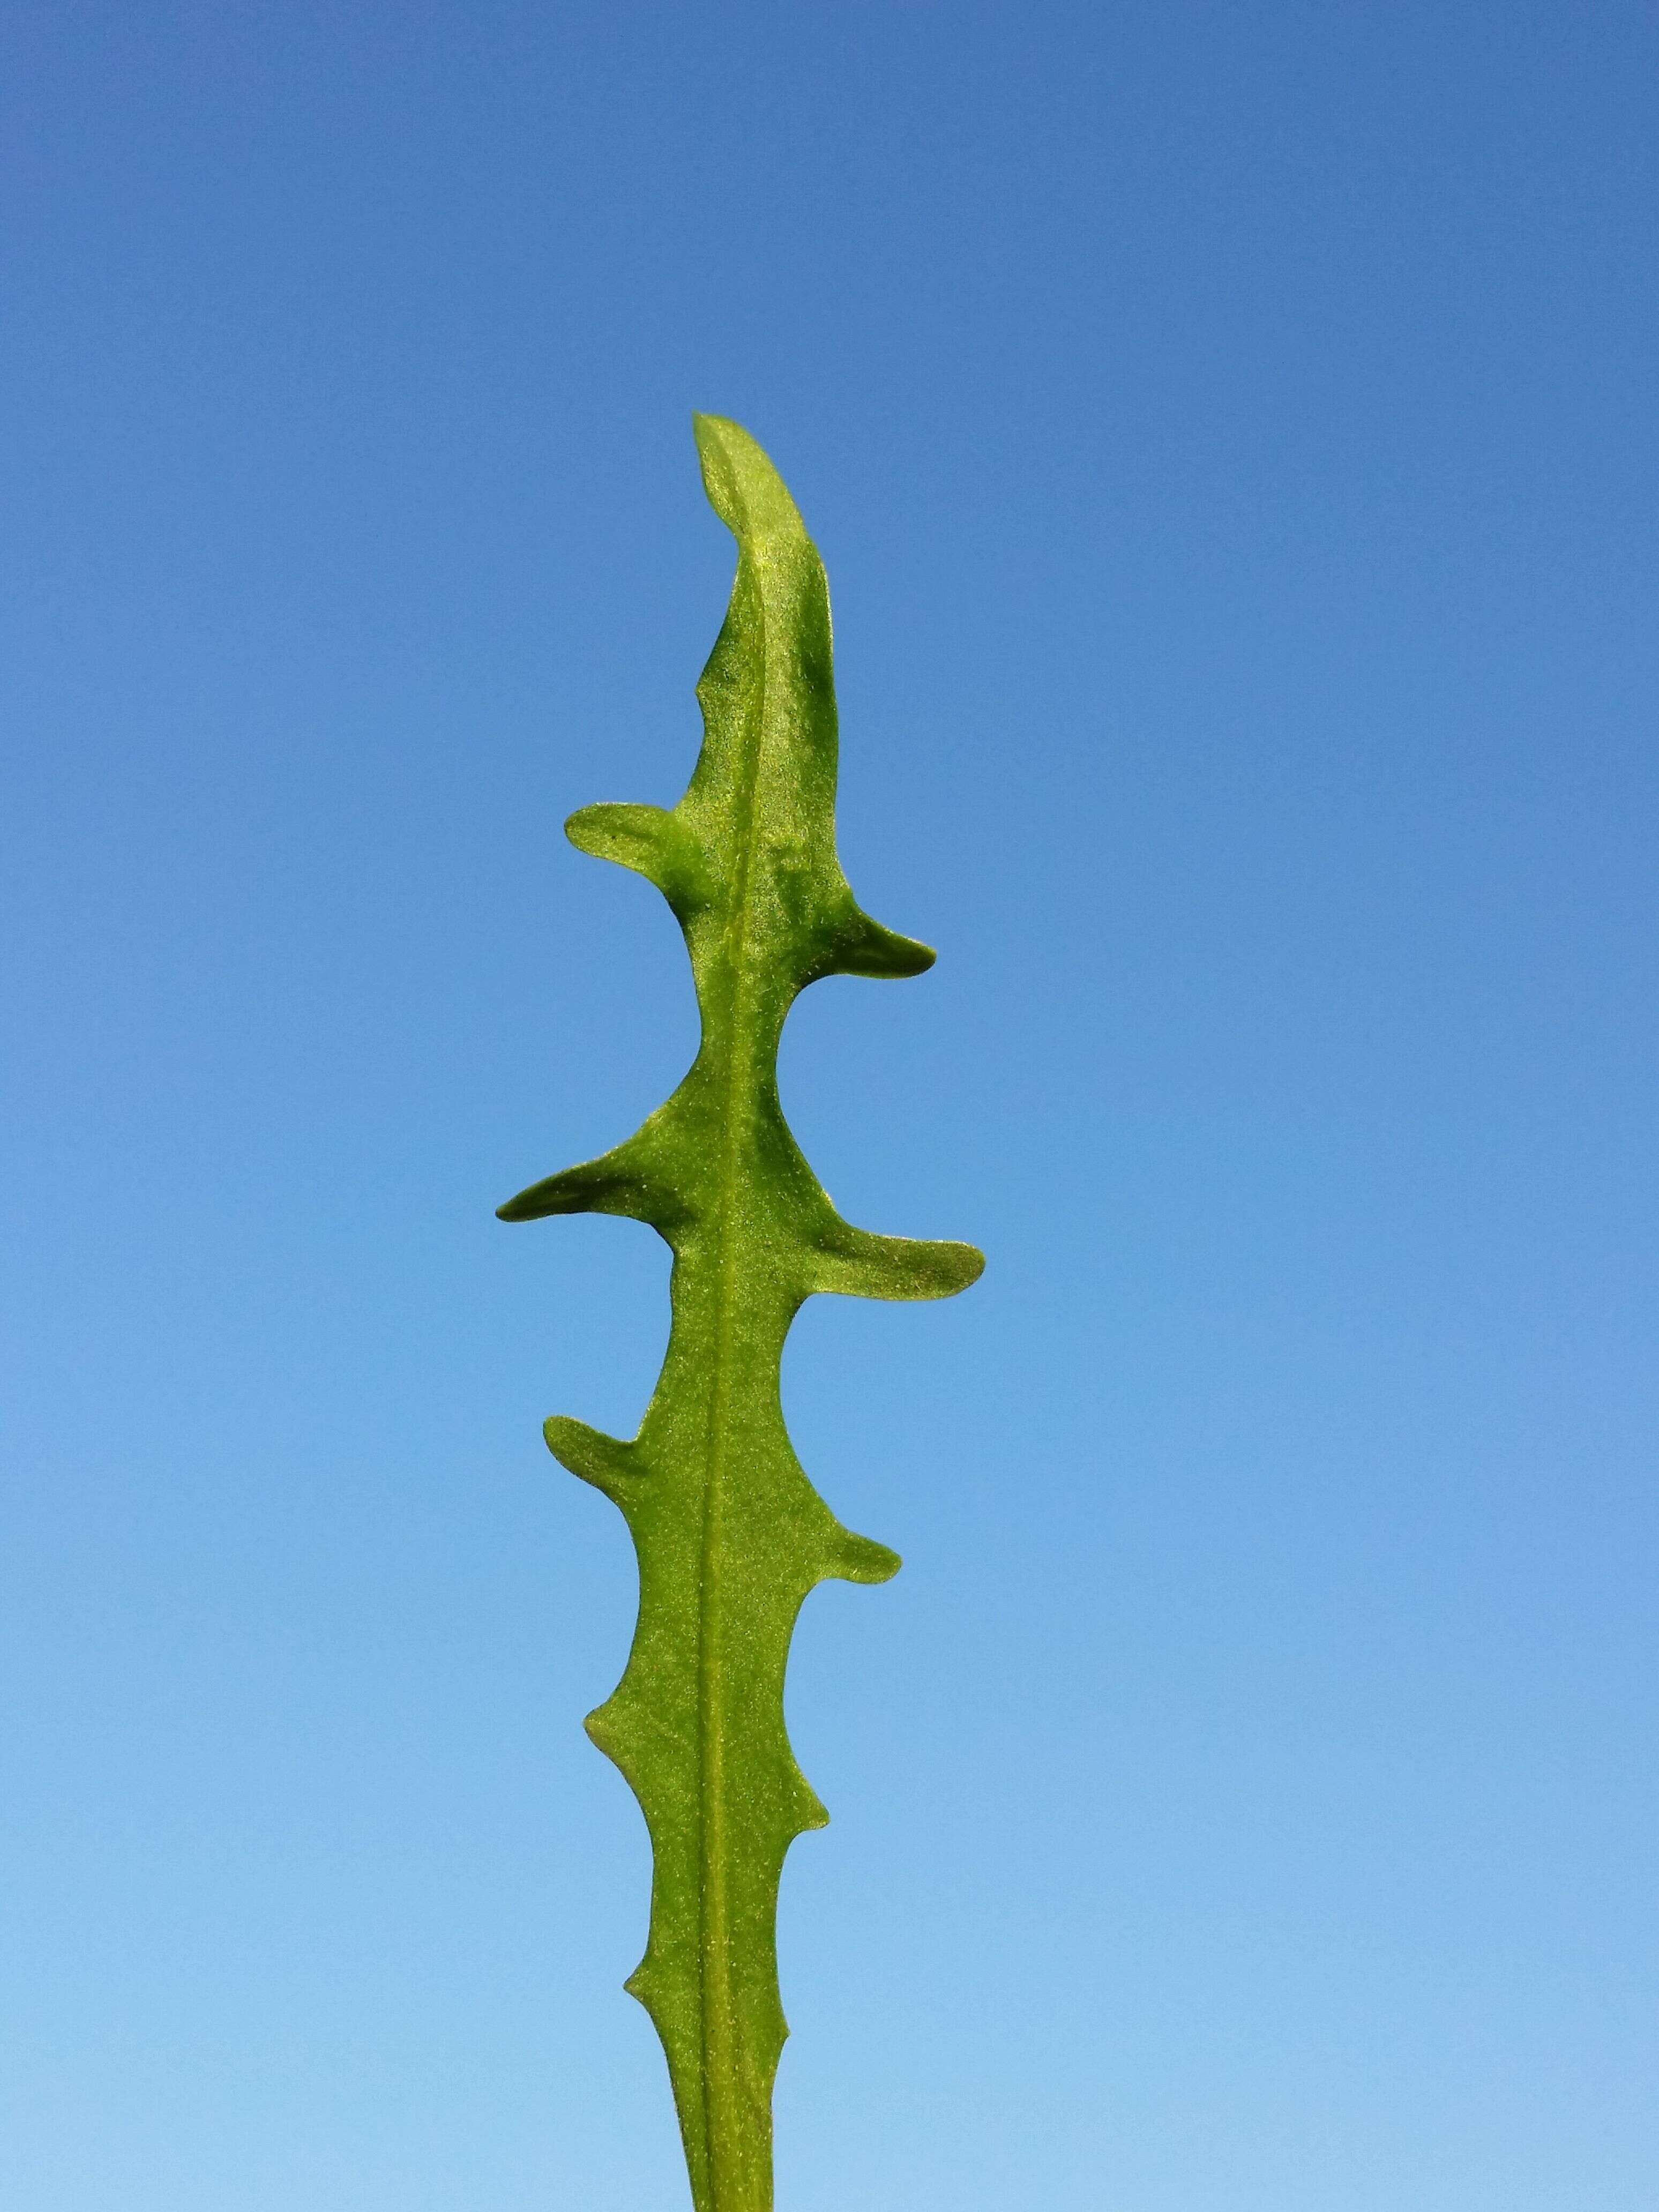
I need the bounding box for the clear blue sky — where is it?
[2,5,1655,2207]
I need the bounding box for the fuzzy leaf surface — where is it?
[500,415,981,2212]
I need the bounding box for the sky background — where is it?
[2,4,1656,2208]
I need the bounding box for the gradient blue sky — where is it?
[3,5,1656,2208]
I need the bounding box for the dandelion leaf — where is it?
[499,414,981,2211]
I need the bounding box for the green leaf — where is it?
[500,415,982,2212]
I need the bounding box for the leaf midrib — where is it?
[698,544,774,2201]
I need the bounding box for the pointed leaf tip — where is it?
[692,413,807,545]
[825,1527,902,1586]
[830,908,938,981]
